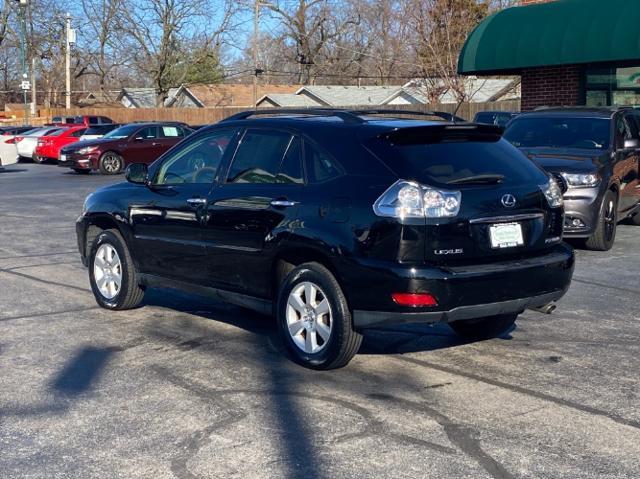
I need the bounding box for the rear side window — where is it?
[160,125,187,138]
[136,127,158,139]
[226,129,301,184]
[305,141,344,183]
[368,139,548,187]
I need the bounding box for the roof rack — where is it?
[221,108,366,124]
[347,109,464,123]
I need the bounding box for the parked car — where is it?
[79,124,120,141]
[34,126,87,163]
[16,127,64,161]
[59,122,192,174]
[51,115,114,127]
[474,111,519,127]
[503,107,640,251]
[76,109,575,369]
[0,127,33,167]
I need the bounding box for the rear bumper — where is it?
[341,243,575,329]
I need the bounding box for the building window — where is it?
[586,66,640,106]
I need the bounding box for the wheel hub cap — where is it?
[93,244,122,300]
[286,281,332,354]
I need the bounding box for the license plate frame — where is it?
[489,222,524,249]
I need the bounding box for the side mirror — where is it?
[125,163,148,185]
[624,138,640,149]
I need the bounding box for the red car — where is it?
[34,126,87,163]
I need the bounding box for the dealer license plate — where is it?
[489,223,524,249]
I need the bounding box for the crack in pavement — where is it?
[392,355,640,430]
[154,366,459,479]
[0,305,101,323]
[572,277,640,296]
[0,267,91,293]
[368,393,515,479]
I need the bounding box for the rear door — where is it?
[203,128,304,296]
[158,124,189,153]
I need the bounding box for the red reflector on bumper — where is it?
[392,293,438,307]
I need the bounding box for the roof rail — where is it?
[221,108,365,124]
[347,109,465,122]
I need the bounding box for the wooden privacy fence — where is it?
[4,100,520,126]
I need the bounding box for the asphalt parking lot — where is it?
[0,162,639,479]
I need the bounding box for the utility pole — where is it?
[31,56,36,116]
[16,0,29,125]
[65,13,72,109]
[253,0,259,109]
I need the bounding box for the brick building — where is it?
[458,0,640,110]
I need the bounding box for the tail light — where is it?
[5,137,17,144]
[13,136,23,143]
[392,293,438,307]
[373,179,462,219]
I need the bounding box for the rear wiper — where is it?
[447,174,505,185]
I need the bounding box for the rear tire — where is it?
[585,190,617,251]
[99,152,123,175]
[33,155,46,164]
[449,313,517,340]
[88,229,144,310]
[277,262,362,369]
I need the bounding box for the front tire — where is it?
[33,155,46,164]
[88,229,144,310]
[99,152,123,175]
[277,262,362,370]
[449,313,517,340]
[585,190,617,251]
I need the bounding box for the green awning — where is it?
[459,0,640,75]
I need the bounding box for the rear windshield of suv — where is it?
[368,139,548,187]
[504,117,611,150]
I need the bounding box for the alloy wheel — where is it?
[102,154,121,173]
[286,281,333,354]
[93,243,122,299]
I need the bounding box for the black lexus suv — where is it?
[504,107,640,251]
[76,109,574,369]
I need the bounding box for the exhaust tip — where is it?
[528,302,557,315]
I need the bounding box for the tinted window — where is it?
[368,139,548,186]
[155,129,235,185]
[70,128,87,137]
[474,112,496,124]
[278,136,303,184]
[226,130,293,184]
[136,126,158,139]
[104,124,139,139]
[84,125,117,135]
[305,141,344,183]
[47,128,66,137]
[504,117,611,150]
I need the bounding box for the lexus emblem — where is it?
[501,194,517,208]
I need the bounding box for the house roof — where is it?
[402,78,519,104]
[458,0,640,74]
[297,85,403,107]
[256,93,322,108]
[171,83,302,108]
[115,88,179,108]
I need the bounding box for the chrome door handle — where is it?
[186,197,207,207]
[270,199,299,208]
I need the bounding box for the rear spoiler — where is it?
[379,124,503,145]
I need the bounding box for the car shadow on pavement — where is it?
[0,168,28,174]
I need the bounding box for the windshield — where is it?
[103,124,139,139]
[504,117,611,150]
